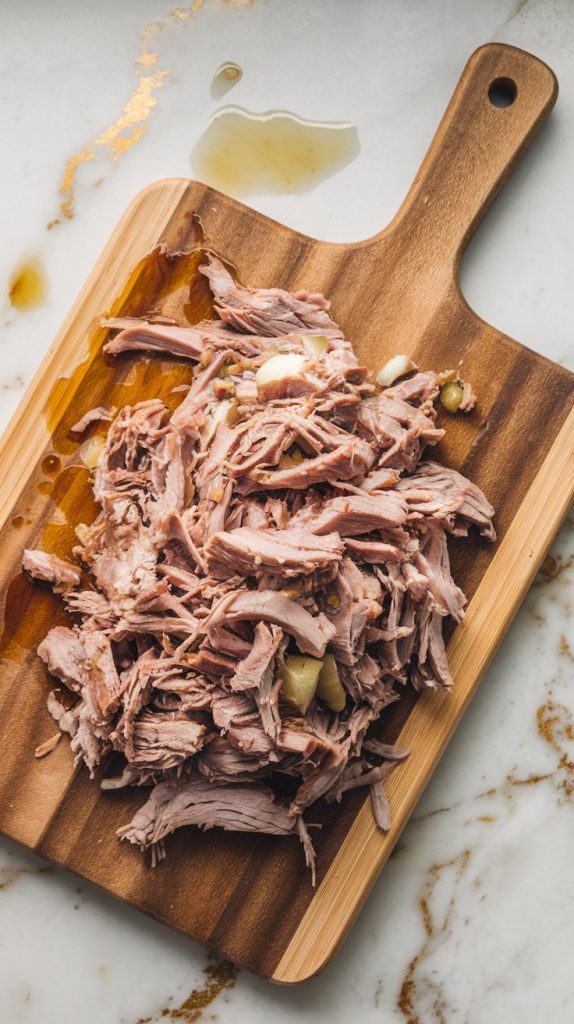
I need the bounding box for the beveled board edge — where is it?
[273,399,574,982]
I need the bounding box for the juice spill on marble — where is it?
[211,61,243,99]
[8,260,47,311]
[191,106,360,196]
[49,0,230,225]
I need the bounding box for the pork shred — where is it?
[25,253,495,883]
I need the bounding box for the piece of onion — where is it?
[211,398,231,425]
[75,523,90,545]
[317,654,346,712]
[280,654,323,714]
[255,353,308,390]
[376,354,418,388]
[212,397,239,426]
[300,334,329,360]
[278,446,304,470]
[78,435,106,469]
[440,380,464,413]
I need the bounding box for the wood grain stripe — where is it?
[273,400,574,983]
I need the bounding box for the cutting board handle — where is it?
[381,43,558,270]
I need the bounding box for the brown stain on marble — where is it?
[8,259,47,312]
[52,2,210,223]
[534,552,574,586]
[419,897,433,938]
[536,700,574,751]
[0,868,22,891]
[394,677,574,1023]
[506,770,554,787]
[0,866,53,892]
[536,672,574,761]
[1,375,25,391]
[557,754,574,799]
[137,20,161,69]
[137,954,238,1024]
[53,0,253,222]
[410,805,451,825]
[397,851,470,1023]
[480,786,497,798]
[473,771,554,809]
[560,634,574,661]
[58,71,169,221]
[530,673,574,797]
[97,73,170,161]
[413,771,556,836]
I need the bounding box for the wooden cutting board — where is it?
[1,43,573,983]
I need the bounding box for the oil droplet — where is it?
[11,516,30,529]
[190,106,360,197]
[38,480,54,496]
[210,62,243,99]
[41,454,62,476]
[8,259,47,311]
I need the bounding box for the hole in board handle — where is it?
[488,77,517,108]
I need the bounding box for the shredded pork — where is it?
[24,254,495,883]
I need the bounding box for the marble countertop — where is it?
[2,1,574,1020]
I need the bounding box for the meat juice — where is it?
[191,107,360,197]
